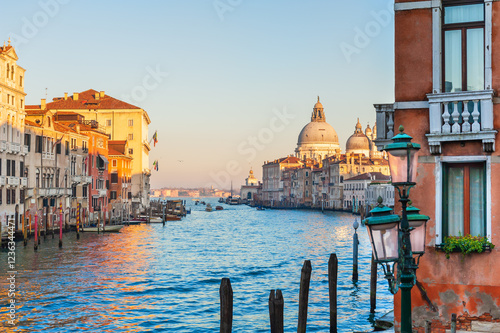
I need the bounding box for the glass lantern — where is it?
[364,200,401,263]
[407,204,430,255]
[384,126,421,185]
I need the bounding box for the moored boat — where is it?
[206,203,213,212]
[215,206,223,210]
[83,224,124,233]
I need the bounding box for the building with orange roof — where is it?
[108,140,132,221]
[0,40,28,234]
[34,89,151,215]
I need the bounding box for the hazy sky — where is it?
[2,0,395,190]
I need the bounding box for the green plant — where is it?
[442,234,495,259]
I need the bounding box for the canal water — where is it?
[0,198,393,332]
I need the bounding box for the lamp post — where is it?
[363,126,429,333]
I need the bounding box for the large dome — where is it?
[298,121,339,145]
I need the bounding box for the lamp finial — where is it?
[399,125,404,133]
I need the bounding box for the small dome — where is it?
[298,121,339,145]
[346,119,370,152]
[346,132,370,151]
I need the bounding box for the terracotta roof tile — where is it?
[46,89,141,110]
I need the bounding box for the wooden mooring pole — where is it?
[269,289,284,333]
[328,253,338,333]
[352,219,359,282]
[297,260,312,333]
[370,254,377,313]
[451,313,457,333]
[220,278,233,333]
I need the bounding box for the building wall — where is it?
[0,44,27,233]
[389,1,500,331]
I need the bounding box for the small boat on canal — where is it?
[83,224,124,233]
[215,206,223,210]
[206,203,213,212]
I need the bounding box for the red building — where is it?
[375,1,500,331]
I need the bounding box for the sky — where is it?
[1,0,395,190]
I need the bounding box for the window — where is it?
[110,191,117,200]
[128,192,132,199]
[443,162,485,237]
[0,188,2,204]
[111,173,118,184]
[106,119,111,127]
[128,133,133,140]
[128,119,134,126]
[443,2,485,92]
[83,185,88,198]
[24,134,31,152]
[65,141,69,155]
[112,159,117,167]
[129,148,133,155]
[56,142,61,154]
[20,76,23,87]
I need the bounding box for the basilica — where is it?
[260,97,390,210]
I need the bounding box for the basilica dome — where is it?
[346,119,371,155]
[295,97,341,162]
[298,121,339,144]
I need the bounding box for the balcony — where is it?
[0,176,5,186]
[72,175,82,183]
[82,175,92,184]
[7,177,20,186]
[0,140,6,152]
[426,90,497,153]
[20,177,27,187]
[10,142,20,154]
[21,145,29,156]
[373,103,395,150]
[42,152,55,160]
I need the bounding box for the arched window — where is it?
[11,65,14,80]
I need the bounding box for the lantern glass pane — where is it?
[388,149,419,183]
[367,222,399,261]
[409,220,427,254]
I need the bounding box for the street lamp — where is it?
[363,125,429,333]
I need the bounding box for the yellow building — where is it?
[40,89,151,214]
[0,40,28,233]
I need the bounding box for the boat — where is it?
[215,206,224,210]
[206,203,213,212]
[218,198,224,203]
[83,224,124,232]
[256,206,265,211]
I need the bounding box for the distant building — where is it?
[240,168,261,202]
[342,172,391,213]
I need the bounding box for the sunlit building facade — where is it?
[0,41,27,233]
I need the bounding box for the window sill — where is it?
[435,243,493,253]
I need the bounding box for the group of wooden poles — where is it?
[219,251,379,333]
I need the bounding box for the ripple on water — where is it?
[0,200,393,332]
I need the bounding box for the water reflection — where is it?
[1,200,393,332]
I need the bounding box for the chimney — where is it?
[100,91,105,98]
[41,99,46,110]
[64,92,68,100]
[73,93,79,101]
[76,124,80,134]
[95,92,100,100]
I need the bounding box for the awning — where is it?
[98,154,109,165]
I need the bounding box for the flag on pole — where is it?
[153,131,158,147]
[153,160,159,171]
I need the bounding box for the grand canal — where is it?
[0,199,393,332]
